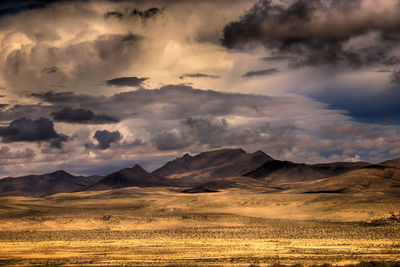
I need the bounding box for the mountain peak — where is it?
[196,148,246,157]
[182,153,192,160]
[47,170,74,177]
[253,150,273,159]
[83,163,171,191]
[152,147,272,185]
[129,164,149,173]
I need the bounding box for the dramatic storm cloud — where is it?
[29,85,324,124]
[222,0,400,67]
[93,130,122,150]
[104,7,162,20]
[0,117,67,148]
[179,73,221,79]
[153,117,296,151]
[106,77,148,87]
[242,68,279,77]
[0,0,399,177]
[52,107,119,124]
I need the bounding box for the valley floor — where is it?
[0,188,399,266]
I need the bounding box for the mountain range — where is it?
[0,170,102,197]
[1,148,400,196]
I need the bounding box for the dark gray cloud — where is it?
[0,146,35,160]
[179,73,220,79]
[50,134,69,149]
[153,129,192,151]
[106,76,148,87]
[32,91,100,104]
[121,33,140,43]
[0,0,100,17]
[130,7,161,19]
[222,0,400,68]
[0,104,58,123]
[0,117,67,147]
[104,7,162,20]
[52,107,119,124]
[41,66,58,74]
[262,55,291,61]
[0,0,65,17]
[242,68,279,77]
[390,71,400,84]
[104,11,123,19]
[93,130,122,150]
[4,85,323,134]
[152,117,245,150]
[153,117,295,151]
[31,85,286,121]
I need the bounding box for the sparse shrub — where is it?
[362,212,400,226]
[389,212,400,222]
[101,215,111,221]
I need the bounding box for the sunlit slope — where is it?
[290,166,400,193]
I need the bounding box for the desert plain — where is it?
[0,186,399,266]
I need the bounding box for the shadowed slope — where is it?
[245,160,370,183]
[181,176,283,193]
[381,158,400,169]
[0,170,102,197]
[152,148,273,186]
[83,164,172,191]
[2,150,400,196]
[183,158,371,193]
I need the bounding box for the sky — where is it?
[0,0,400,177]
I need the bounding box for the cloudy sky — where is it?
[0,0,400,177]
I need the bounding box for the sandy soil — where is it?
[0,188,399,266]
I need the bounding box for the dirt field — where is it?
[0,188,399,266]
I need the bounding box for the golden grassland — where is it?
[0,188,400,266]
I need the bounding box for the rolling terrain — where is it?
[0,170,102,197]
[2,147,399,196]
[0,187,399,266]
[1,148,400,266]
[152,148,273,186]
[83,164,173,191]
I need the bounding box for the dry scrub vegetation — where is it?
[0,187,399,266]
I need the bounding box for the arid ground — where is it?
[1,187,399,266]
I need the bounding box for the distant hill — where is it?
[181,176,283,193]
[83,164,173,191]
[381,158,400,169]
[2,150,400,196]
[152,148,273,186]
[244,160,370,184]
[290,165,400,194]
[0,170,102,197]
[181,158,372,193]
